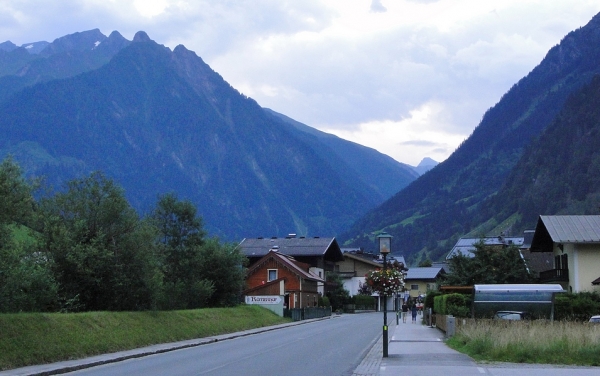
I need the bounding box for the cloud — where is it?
[370,0,387,13]
[399,140,439,147]
[1,0,599,165]
[320,101,466,165]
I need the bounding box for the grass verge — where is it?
[0,305,290,371]
[446,319,600,366]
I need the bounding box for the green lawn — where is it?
[446,319,600,366]
[0,305,290,371]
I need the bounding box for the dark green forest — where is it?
[0,157,246,313]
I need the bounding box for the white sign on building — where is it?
[245,295,282,305]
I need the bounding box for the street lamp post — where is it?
[378,232,392,358]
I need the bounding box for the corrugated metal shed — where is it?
[539,215,600,243]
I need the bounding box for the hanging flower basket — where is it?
[365,268,405,295]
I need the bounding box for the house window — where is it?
[267,269,277,282]
[411,284,419,290]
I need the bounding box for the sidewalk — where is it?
[353,314,479,376]
[3,314,473,376]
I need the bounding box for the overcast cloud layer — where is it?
[2,0,599,165]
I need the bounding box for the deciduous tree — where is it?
[40,172,161,311]
[0,157,57,312]
[442,240,534,286]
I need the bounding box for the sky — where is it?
[2,1,600,166]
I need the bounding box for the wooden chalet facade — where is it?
[243,250,324,309]
[238,235,344,297]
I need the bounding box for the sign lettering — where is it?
[245,295,282,305]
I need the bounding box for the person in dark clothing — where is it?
[401,302,409,323]
[411,303,418,323]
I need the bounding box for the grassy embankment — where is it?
[0,305,290,371]
[446,320,600,366]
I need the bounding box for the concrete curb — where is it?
[1,316,334,376]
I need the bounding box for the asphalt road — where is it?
[62,313,382,376]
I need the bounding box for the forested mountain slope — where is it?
[481,75,600,228]
[340,12,600,264]
[264,108,419,200]
[0,30,416,241]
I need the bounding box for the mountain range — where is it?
[0,29,418,241]
[340,11,600,264]
[5,10,599,263]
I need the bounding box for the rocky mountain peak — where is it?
[0,41,18,52]
[40,29,107,57]
[133,31,151,43]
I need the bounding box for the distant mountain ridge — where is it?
[412,157,438,176]
[0,40,49,54]
[340,11,600,264]
[0,29,417,241]
[0,29,130,102]
[263,109,419,198]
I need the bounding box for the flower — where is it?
[365,268,404,295]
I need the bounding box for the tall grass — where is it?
[447,319,600,366]
[0,305,290,371]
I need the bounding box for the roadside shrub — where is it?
[446,293,471,317]
[354,294,375,309]
[425,290,442,311]
[318,296,330,307]
[433,293,471,317]
[434,294,445,314]
[555,292,600,321]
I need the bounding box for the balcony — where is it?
[335,271,357,278]
[539,268,569,283]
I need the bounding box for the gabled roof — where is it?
[431,261,451,274]
[340,249,407,269]
[246,250,325,283]
[519,248,553,276]
[446,236,524,260]
[238,236,344,262]
[538,215,600,242]
[342,252,382,268]
[405,267,444,280]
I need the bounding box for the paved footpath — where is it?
[353,315,600,376]
[378,317,478,376]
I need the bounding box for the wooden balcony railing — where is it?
[539,268,569,282]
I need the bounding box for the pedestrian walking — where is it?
[402,302,409,323]
[411,303,418,323]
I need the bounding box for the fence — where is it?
[433,314,474,334]
[284,307,332,321]
[343,304,376,313]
